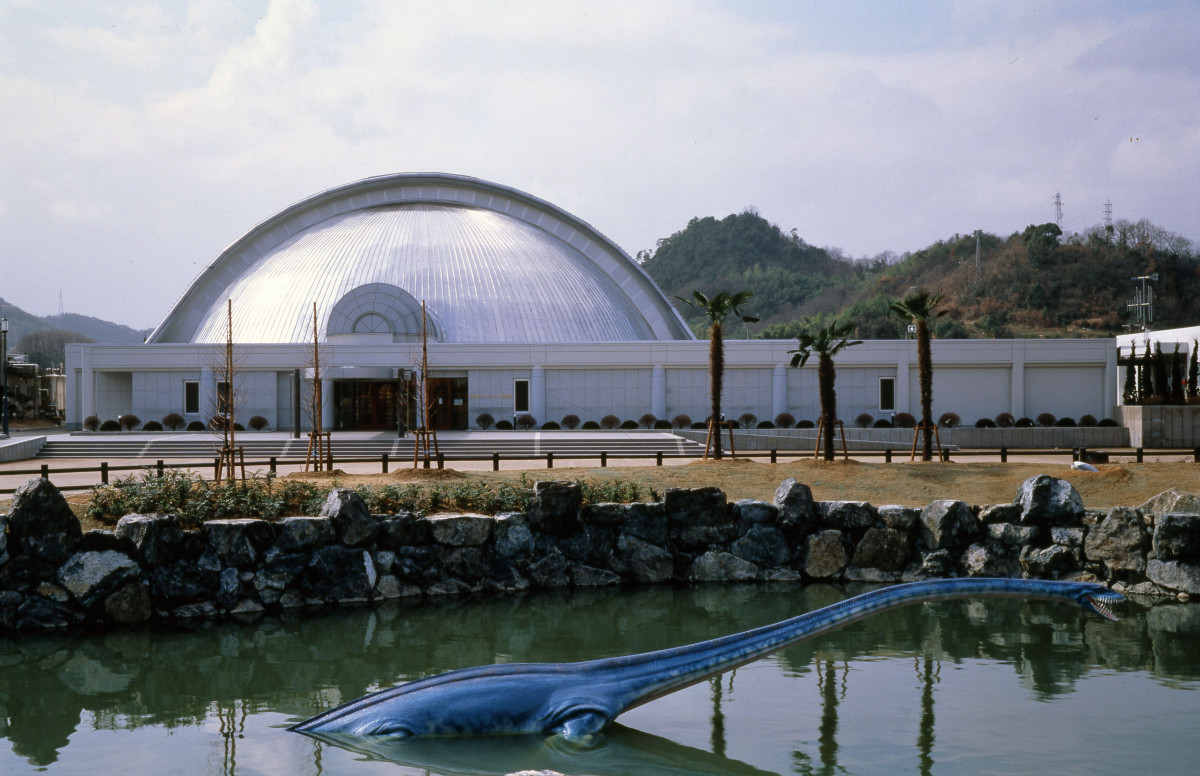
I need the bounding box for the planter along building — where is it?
[66,174,1119,433]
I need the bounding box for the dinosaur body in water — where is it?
[291,578,1122,741]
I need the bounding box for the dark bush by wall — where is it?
[1055,416,1077,427]
[582,420,601,430]
[757,420,775,429]
[600,414,621,430]
[797,419,815,429]
[690,421,707,430]
[938,412,960,428]
[561,414,580,430]
[516,414,538,430]
[653,419,672,429]
[854,413,873,429]
[671,414,692,429]
[975,417,997,428]
[99,419,120,431]
[873,418,893,428]
[773,412,795,428]
[639,413,658,429]
[738,413,757,429]
[620,419,639,429]
[187,420,206,431]
[1079,414,1098,427]
[162,413,185,431]
[119,415,141,431]
[541,421,561,430]
[142,420,164,431]
[1036,412,1057,427]
[1097,417,1120,427]
[248,416,269,431]
[495,419,514,430]
[83,415,100,431]
[894,412,917,428]
[1015,417,1035,427]
[475,413,495,430]
[995,412,1015,428]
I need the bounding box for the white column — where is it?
[200,367,215,425]
[1103,346,1117,417]
[1011,342,1026,418]
[771,364,787,421]
[530,365,546,424]
[322,379,334,430]
[651,364,666,420]
[79,347,95,426]
[895,346,911,415]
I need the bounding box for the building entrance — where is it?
[333,381,403,431]
[426,377,469,430]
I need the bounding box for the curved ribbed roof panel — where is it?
[149,173,694,344]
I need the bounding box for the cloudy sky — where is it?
[3,0,1198,330]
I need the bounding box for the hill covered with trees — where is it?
[637,212,1199,340]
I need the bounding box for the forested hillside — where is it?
[637,212,1199,340]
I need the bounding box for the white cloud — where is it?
[0,0,1196,326]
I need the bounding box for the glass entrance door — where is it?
[426,377,468,430]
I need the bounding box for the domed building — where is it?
[65,173,1118,435]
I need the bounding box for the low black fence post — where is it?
[1000,447,1008,463]
[885,449,892,463]
[600,451,607,468]
[436,452,444,470]
[1137,447,1144,463]
[101,461,109,484]
[1194,447,1199,463]
[269,457,277,475]
[547,451,554,469]
[382,453,389,474]
[157,459,164,477]
[770,449,777,464]
[41,464,49,480]
[656,451,663,466]
[492,452,500,472]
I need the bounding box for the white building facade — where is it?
[65,174,1119,432]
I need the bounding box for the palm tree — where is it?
[788,316,862,461]
[678,290,758,460]
[891,290,945,461]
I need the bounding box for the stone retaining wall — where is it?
[3,475,1200,633]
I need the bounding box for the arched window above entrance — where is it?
[327,283,442,342]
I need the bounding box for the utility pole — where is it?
[974,229,982,284]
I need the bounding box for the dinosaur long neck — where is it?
[597,578,1075,712]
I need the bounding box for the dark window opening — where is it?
[184,381,199,414]
[514,379,530,414]
[879,377,895,413]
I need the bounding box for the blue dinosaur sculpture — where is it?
[291,578,1122,740]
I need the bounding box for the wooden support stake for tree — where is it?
[813,418,848,460]
[703,419,737,460]
[909,423,944,462]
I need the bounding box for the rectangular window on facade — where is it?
[514,379,530,414]
[184,381,199,414]
[879,377,895,413]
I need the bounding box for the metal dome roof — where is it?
[148,173,693,344]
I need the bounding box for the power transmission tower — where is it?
[1104,198,1114,240]
[974,229,982,284]
[1053,192,1063,229]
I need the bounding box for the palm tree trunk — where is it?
[819,353,836,461]
[711,321,724,460]
[917,320,933,461]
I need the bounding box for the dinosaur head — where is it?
[1070,582,1125,621]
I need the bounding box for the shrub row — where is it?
[82,414,271,432]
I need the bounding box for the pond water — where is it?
[1,584,1197,776]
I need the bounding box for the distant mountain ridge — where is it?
[637,212,1200,339]
[0,298,148,351]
